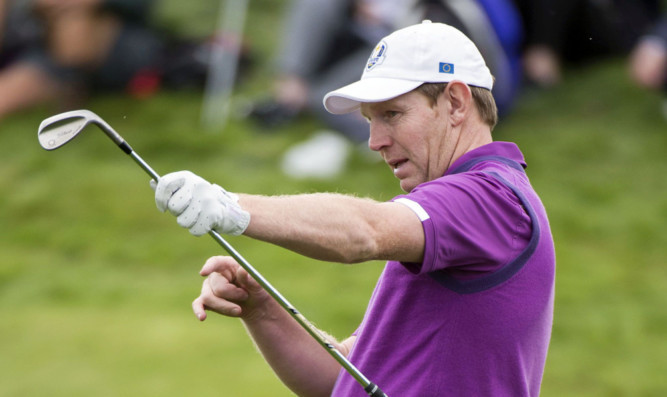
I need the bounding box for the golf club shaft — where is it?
[117,141,387,396]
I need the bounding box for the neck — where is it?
[445,122,493,170]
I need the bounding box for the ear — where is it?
[444,81,473,126]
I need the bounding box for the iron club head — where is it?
[38,109,125,150]
[38,109,160,181]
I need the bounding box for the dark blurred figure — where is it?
[250,0,412,137]
[515,0,661,88]
[0,0,163,119]
[249,0,523,179]
[0,0,236,120]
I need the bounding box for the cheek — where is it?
[397,108,442,156]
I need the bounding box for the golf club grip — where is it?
[365,383,388,397]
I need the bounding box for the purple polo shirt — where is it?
[331,142,555,396]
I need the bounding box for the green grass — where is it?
[1,1,667,395]
[503,65,667,396]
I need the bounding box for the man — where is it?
[154,21,555,396]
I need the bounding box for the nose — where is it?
[368,122,391,152]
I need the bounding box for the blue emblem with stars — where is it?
[439,62,454,74]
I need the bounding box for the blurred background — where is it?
[1,0,666,395]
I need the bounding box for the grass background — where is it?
[1,1,666,395]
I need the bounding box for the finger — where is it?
[192,296,208,321]
[154,174,186,213]
[177,202,200,230]
[188,216,213,237]
[200,256,239,277]
[208,272,249,302]
[198,278,243,317]
[167,178,195,216]
[235,266,262,293]
[194,190,224,235]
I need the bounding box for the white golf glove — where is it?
[152,171,250,236]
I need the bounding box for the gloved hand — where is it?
[152,171,250,236]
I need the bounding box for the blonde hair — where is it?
[416,83,498,130]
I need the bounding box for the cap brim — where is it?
[323,77,424,114]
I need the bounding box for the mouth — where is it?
[388,159,408,176]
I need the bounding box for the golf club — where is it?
[38,109,388,397]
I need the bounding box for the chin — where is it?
[400,180,416,193]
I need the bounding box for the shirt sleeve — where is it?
[393,171,531,276]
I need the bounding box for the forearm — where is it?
[241,297,345,397]
[240,193,385,263]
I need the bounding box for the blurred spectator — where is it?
[629,15,667,90]
[629,13,667,120]
[515,0,660,88]
[0,0,233,120]
[0,0,163,119]
[250,0,412,137]
[250,0,523,179]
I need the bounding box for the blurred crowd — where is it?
[252,0,666,179]
[2,0,665,177]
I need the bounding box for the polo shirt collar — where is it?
[444,141,526,176]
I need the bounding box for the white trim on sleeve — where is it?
[394,198,430,221]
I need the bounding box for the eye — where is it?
[385,110,399,120]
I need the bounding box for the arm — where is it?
[154,171,425,264]
[193,256,355,397]
[240,192,424,264]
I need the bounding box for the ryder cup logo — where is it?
[367,41,388,71]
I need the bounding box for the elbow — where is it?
[337,231,381,264]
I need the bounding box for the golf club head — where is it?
[38,109,123,150]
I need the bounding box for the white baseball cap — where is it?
[323,20,494,114]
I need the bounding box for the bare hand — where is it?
[192,256,268,321]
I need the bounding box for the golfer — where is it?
[154,21,555,396]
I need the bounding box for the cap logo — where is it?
[366,41,388,71]
[439,62,454,74]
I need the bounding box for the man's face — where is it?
[361,89,454,192]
